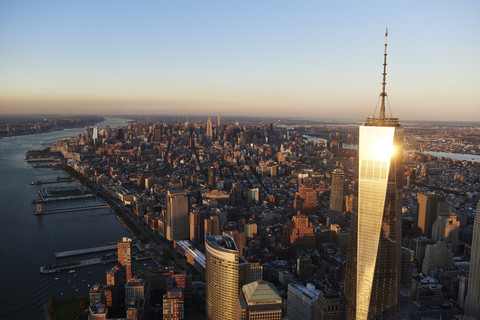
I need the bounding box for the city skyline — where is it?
[1,1,479,121]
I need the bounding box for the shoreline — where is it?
[0,119,105,140]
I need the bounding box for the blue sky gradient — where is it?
[1,0,479,120]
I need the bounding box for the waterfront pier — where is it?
[55,244,118,258]
[30,177,73,185]
[32,194,96,203]
[40,256,117,274]
[34,204,109,215]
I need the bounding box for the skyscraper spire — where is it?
[379,28,388,119]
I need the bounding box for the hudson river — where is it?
[0,117,153,319]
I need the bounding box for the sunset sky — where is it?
[0,0,479,121]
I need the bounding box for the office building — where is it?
[248,188,260,204]
[299,186,317,210]
[315,289,344,320]
[117,237,133,281]
[344,30,403,320]
[166,190,189,241]
[297,253,312,280]
[206,116,213,140]
[105,265,126,307]
[89,284,105,306]
[88,303,108,320]
[163,289,184,320]
[286,213,316,249]
[431,210,460,255]
[237,280,283,320]
[125,278,150,320]
[294,186,317,212]
[416,192,446,237]
[189,211,204,243]
[208,167,216,189]
[204,215,220,237]
[400,247,414,290]
[246,257,263,281]
[287,283,319,320]
[421,241,453,275]
[464,200,480,319]
[245,223,258,238]
[223,230,246,257]
[412,236,435,266]
[153,127,162,142]
[205,235,250,320]
[329,168,344,225]
[458,275,468,309]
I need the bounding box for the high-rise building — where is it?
[206,116,213,140]
[205,235,249,320]
[464,200,480,319]
[421,241,453,275]
[208,167,216,189]
[315,289,344,320]
[223,230,246,257]
[189,211,204,243]
[344,29,403,320]
[153,127,162,142]
[244,223,258,238]
[286,213,316,249]
[92,125,98,144]
[117,237,133,281]
[237,280,283,320]
[329,169,344,226]
[416,192,446,237]
[163,289,184,320]
[432,210,460,255]
[246,257,263,281]
[204,215,220,237]
[297,253,312,280]
[413,236,435,266]
[287,283,319,320]
[294,187,317,212]
[248,188,260,204]
[400,247,414,290]
[166,190,189,241]
[105,265,126,307]
[125,278,150,320]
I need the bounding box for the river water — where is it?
[304,135,480,163]
[0,117,155,319]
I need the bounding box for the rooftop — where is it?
[288,283,319,301]
[206,235,238,251]
[243,280,282,304]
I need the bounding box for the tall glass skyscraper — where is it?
[205,235,250,320]
[464,200,480,319]
[345,29,403,320]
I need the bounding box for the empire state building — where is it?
[344,29,404,320]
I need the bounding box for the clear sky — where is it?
[0,0,479,121]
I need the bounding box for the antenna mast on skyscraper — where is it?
[379,28,388,119]
[379,28,389,119]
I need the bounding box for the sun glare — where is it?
[372,141,394,162]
